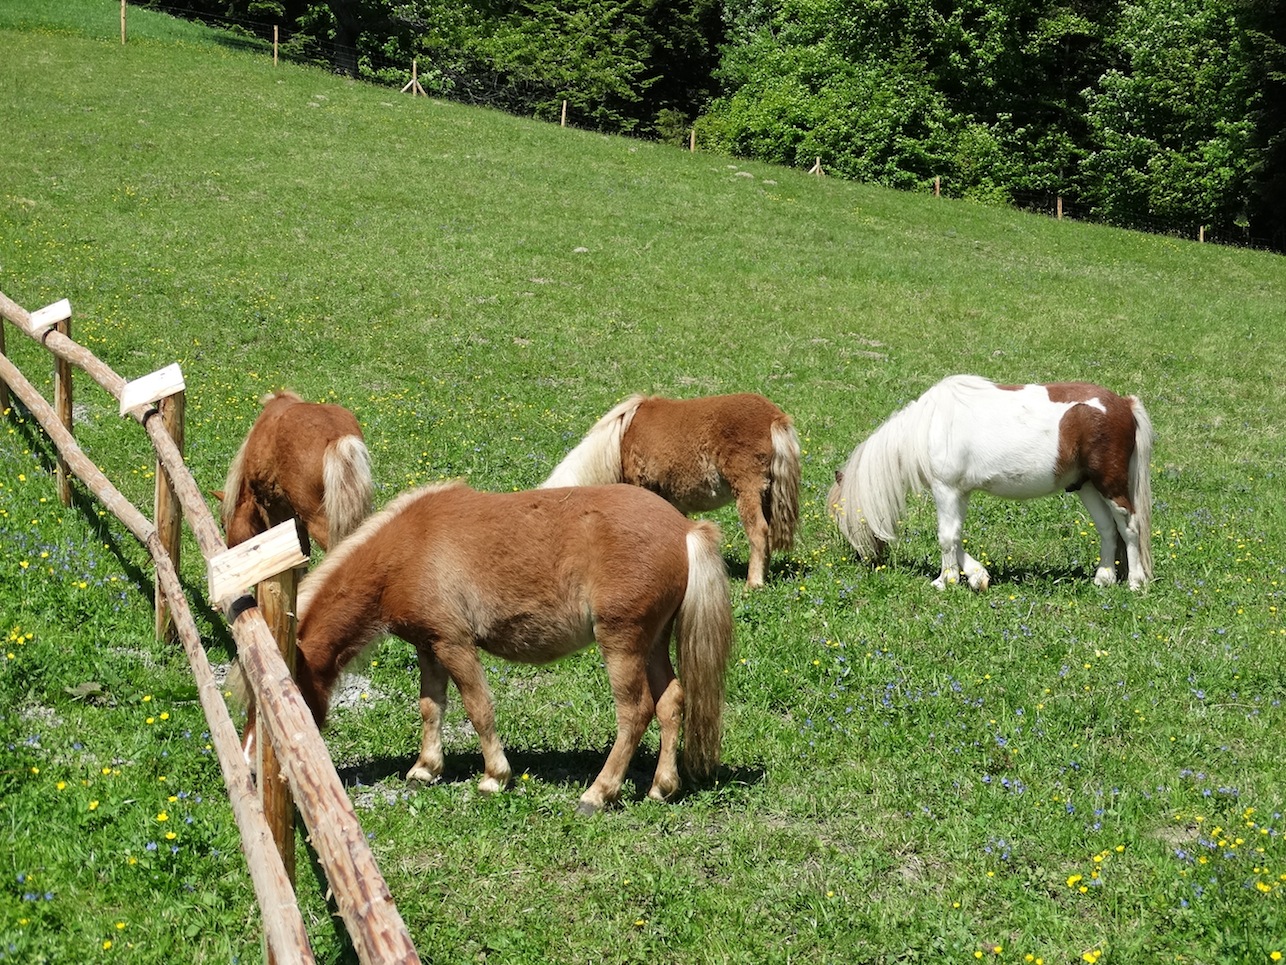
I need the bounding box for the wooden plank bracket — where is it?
[27,298,72,336]
[208,518,309,603]
[120,362,185,416]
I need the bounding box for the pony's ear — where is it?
[211,490,225,502]
[834,470,844,485]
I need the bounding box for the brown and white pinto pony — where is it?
[828,375,1154,590]
[541,393,801,588]
[221,390,373,554]
[292,481,733,814]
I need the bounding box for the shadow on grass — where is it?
[335,745,766,806]
[6,403,237,658]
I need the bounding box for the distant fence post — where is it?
[273,25,279,66]
[689,128,696,152]
[400,58,426,97]
[809,157,823,176]
[121,0,126,45]
[1057,196,1063,221]
[934,176,941,197]
[561,100,568,128]
[1199,225,1206,243]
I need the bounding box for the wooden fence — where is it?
[0,290,421,965]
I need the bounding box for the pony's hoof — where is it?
[477,775,507,795]
[406,765,441,784]
[1094,568,1117,588]
[969,572,990,592]
[575,798,603,816]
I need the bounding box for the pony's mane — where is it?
[541,395,646,488]
[830,379,963,554]
[220,432,251,535]
[261,388,303,405]
[297,479,466,620]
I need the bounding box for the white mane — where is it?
[541,395,646,488]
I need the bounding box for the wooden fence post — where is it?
[154,390,185,642]
[54,316,73,506]
[689,128,696,152]
[258,560,304,965]
[121,0,126,45]
[0,316,9,413]
[1057,196,1063,220]
[1199,224,1206,243]
[561,100,568,127]
[934,176,941,197]
[120,363,188,640]
[274,25,279,66]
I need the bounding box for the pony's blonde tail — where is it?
[675,521,733,783]
[767,418,801,553]
[1128,395,1155,582]
[541,395,645,488]
[322,435,374,548]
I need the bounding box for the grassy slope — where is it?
[2,2,1284,963]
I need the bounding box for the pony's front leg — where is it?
[932,487,987,590]
[406,646,449,784]
[580,641,654,815]
[433,639,512,795]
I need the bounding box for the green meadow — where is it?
[2,2,1284,962]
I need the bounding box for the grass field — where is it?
[2,2,1285,962]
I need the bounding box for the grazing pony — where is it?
[828,375,1154,590]
[541,393,801,588]
[292,481,734,814]
[221,390,373,553]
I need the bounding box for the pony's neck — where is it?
[295,586,386,726]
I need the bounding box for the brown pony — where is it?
[541,393,801,588]
[221,390,373,553]
[292,481,734,814]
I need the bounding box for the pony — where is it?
[827,375,1154,590]
[291,481,734,815]
[541,393,801,588]
[221,390,373,554]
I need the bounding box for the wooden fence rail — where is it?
[0,290,421,964]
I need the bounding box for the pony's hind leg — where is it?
[406,646,449,784]
[735,487,771,588]
[579,634,656,815]
[431,637,512,795]
[645,627,682,803]
[1078,489,1123,587]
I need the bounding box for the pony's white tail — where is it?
[767,419,801,553]
[675,521,732,782]
[541,395,645,488]
[828,397,931,559]
[322,435,374,548]
[1128,396,1155,583]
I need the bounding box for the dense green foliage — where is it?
[3,3,1285,961]
[145,0,1284,245]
